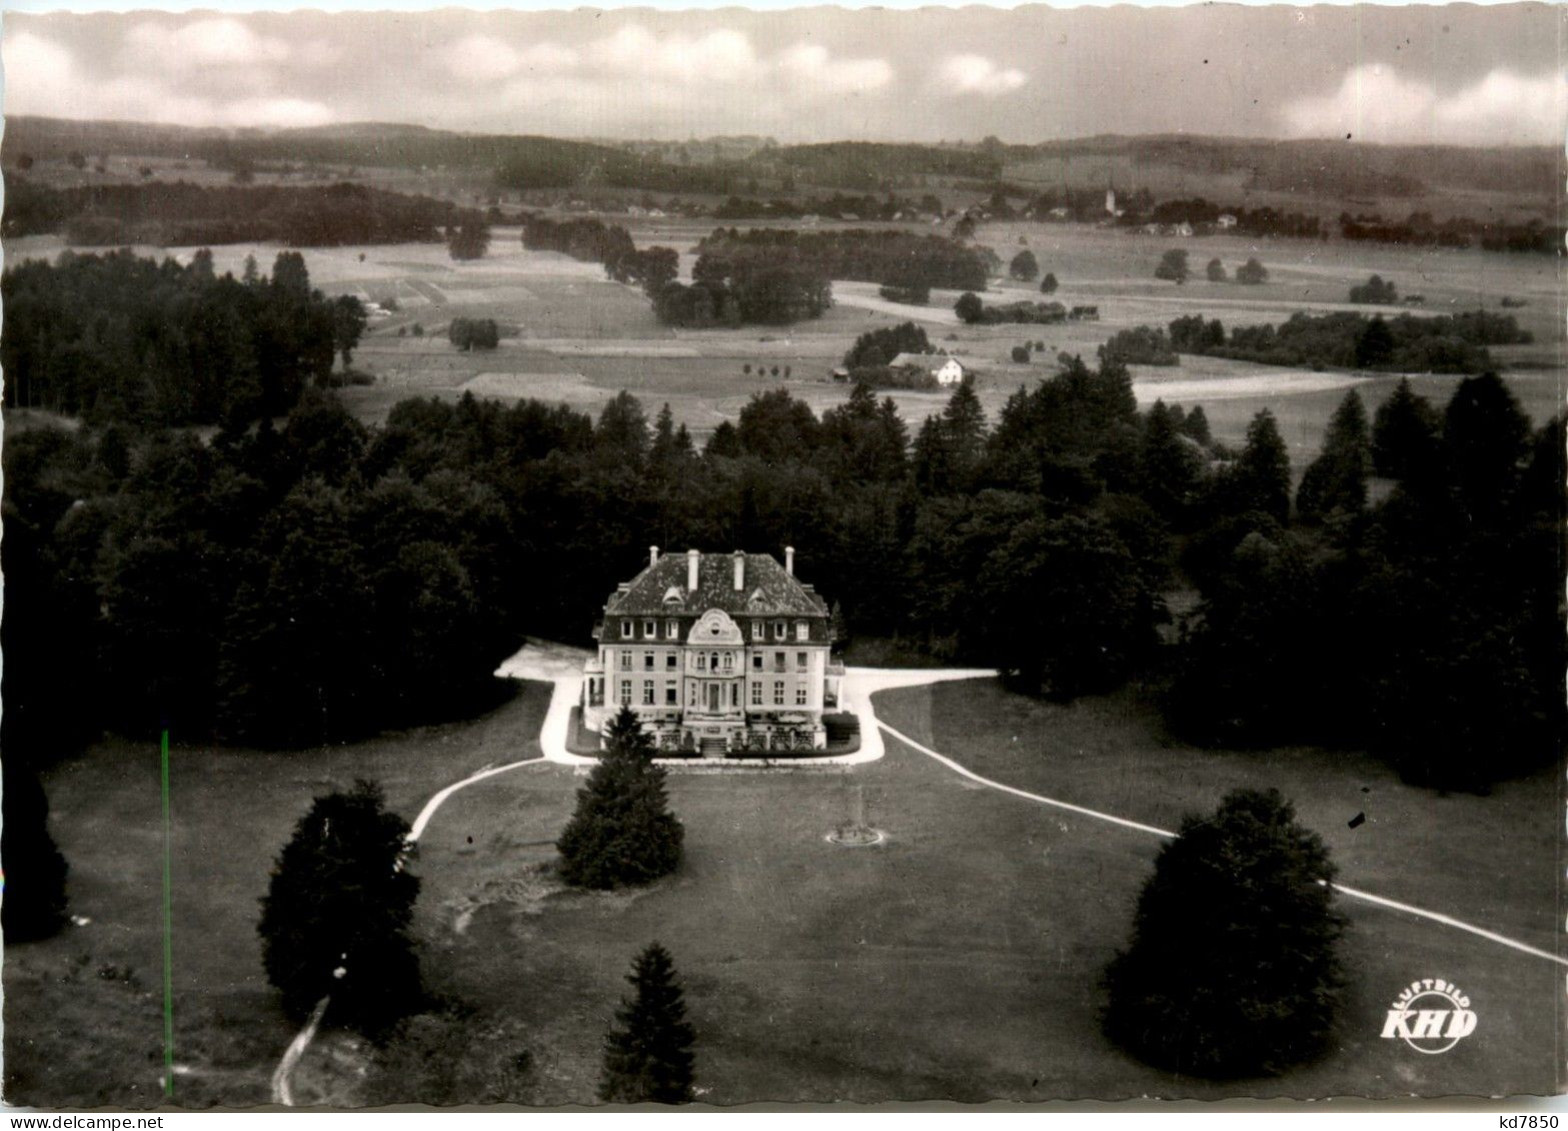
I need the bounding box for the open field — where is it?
[9,674,1559,1106]
[6,216,1559,459]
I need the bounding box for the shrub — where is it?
[1011,345,1032,363]
[449,317,499,351]
[1206,258,1227,283]
[1235,258,1268,285]
[1349,274,1398,304]
[1154,249,1189,284]
[1103,788,1345,1077]
[1099,326,1178,366]
[1039,272,1058,295]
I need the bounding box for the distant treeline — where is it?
[1166,310,1531,374]
[713,192,946,222]
[2,179,468,247]
[697,227,989,292]
[2,249,359,426]
[653,250,832,328]
[757,141,1003,189]
[1339,211,1562,255]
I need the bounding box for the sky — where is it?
[3,4,1564,146]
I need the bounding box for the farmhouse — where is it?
[889,353,970,386]
[581,548,842,755]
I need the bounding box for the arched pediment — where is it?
[690,608,743,646]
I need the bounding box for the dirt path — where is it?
[875,715,1568,969]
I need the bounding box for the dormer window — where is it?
[644,620,656,637]
[751,621,764,640]
[621,620,632,636]
[667,619,679,639]
[795,621,809,641]
[774,621,786,640]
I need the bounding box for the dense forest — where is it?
[6,315,1560,793]
[1,250,360,426]
[696,227,989,292]
[2,180,474,247]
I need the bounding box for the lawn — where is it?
[9,673,1560,1106]
[2,680,550,1109]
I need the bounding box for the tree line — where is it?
[696,227,989,293]
[2,180,473,247]
[1165,309,1529,374]
[2,249,361,427]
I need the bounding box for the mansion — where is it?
[582,548,843,755]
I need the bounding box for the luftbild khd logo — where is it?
[1380,979,1477,1054]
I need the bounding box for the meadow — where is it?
[7,214,1556,464]
[8,674,1558,1107]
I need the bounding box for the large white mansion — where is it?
[582,548,842,755]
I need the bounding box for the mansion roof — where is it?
[604,551,829,619]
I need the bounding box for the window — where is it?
[731,683,740,707]
[774,652,785,672]
[751,682,762,706]
[644,620,656,638]
[667,619,679,639]
[620,620,631,637]
[697,653,707,672]
[751,621,764,640]
[722,653,733,674]
[773,681,785,706]
[643,680,655,705]
[796,621,809,642]
[689,683,699,707]
[619,649,631,669]
[665,683,677,705]
[644,652,655,670]
[619,680,632,705]
[752,653,763,670]
[796,652,808,671]
[666,652,677,670]
[774,621,786,640]
[796,685,808,706]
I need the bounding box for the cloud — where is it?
[2,31,80,116]
[1283,64,1568,145]
[777,43,893,95]
[122,18,291,73]
[938,53,1026,97]
[594,25,757,83]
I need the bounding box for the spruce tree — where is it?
[1232,409,1292,524]
[599,942,697,1104]
[1296,390,1371,521]
[1370,377,1439,480]
[557,706,683,889]
[1103,788,1345,1077]
[1,763,70,942]
[258,780,421,1034]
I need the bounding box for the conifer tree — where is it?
[1,763,69,942]
[258,780,421,1033]
[557,706,684,889]
[599,942,697,1104]
[1296,390,1371,521]
[1232,409,1292,523]
[1371,377,1440,480]
[1103,788,1345,1077]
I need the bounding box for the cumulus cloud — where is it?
[777,43,893,94]
[122,18,291,73]
[938,53,1027,96]
[1283,64,1568,145]
[2,31,81,117]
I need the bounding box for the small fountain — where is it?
[827,777,885,846]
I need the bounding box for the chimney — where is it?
[687,549,700,592]
[785,546,795,576]
[649,545,660,569]
[733,550,745,591]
